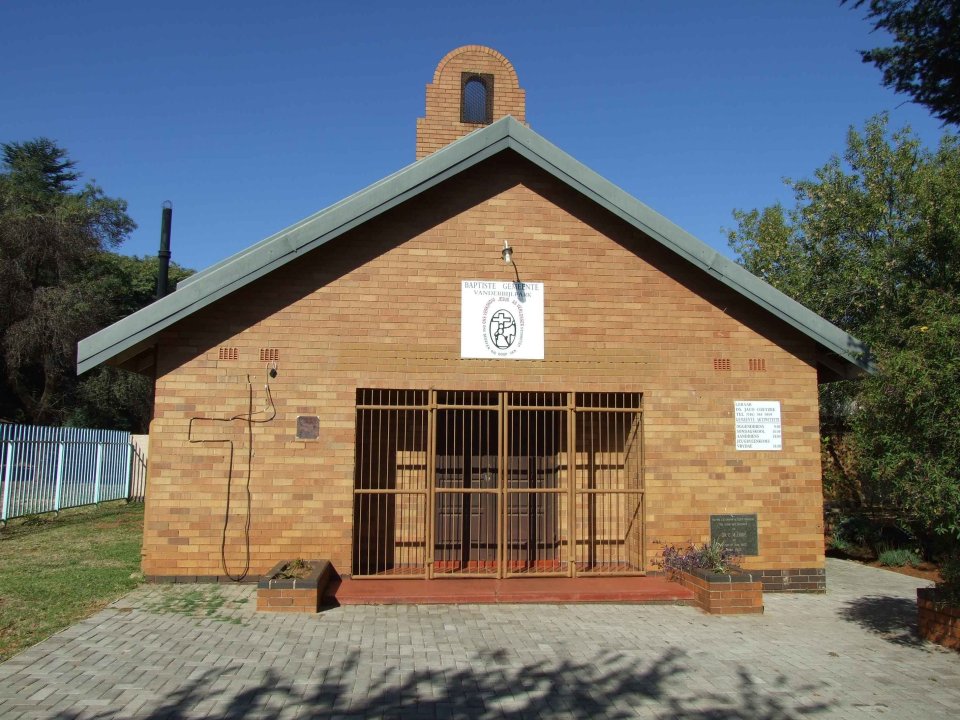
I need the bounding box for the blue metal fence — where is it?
[0,424,139,522]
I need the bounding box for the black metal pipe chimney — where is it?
[156,201,172,300]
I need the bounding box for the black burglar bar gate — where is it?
[352,389,643,579]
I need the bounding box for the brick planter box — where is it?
[671,567,764,614]
[918,588,960,651]
[257,559,333,613]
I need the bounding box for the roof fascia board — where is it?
[501,123,872,374]
[79,115,871,376]
[817,349,864,381]
[78,124,514,374]
[179,123,510,289]
[180,137,512,297]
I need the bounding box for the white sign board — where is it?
[461,281,544,359]
[734,400,782,451]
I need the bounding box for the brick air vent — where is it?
[748,358,767,372]
[260,348,280,362]
[713,358,731,372]
[218,347,239,361]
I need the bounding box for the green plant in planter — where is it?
[656,541,743,575]
[274,558,312,580]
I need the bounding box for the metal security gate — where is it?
[433,391,500,575]
[505,392,569,576]
[573,393,644,575]
[352,389,431,577]
[352,390,643,579]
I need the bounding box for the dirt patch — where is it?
[827,546,942,583]
[868,561,941,584]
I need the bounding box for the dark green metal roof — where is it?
[78,116,871,379]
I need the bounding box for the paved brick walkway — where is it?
[0,559,957,719]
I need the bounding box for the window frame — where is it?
[460,72,494,125]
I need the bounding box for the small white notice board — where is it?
[461,281,544,359]
[734,400,782,451]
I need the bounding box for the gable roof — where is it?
[78,116,872,380]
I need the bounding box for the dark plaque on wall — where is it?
[710,514,759,556]
[296,415,320,440]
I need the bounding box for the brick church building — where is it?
[79,46,868,592]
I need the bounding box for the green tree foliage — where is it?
[82,251,193,320]
[0,138,191,431]
[855,294,960,538]
[0,139,132,424]
[728,115,960,539]
[67,255,192,431]
[845,0,960,125]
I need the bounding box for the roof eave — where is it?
[79,115,872,378]
[500,126,874,376]
[78,121,516,374]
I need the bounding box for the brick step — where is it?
[326,575,694,605]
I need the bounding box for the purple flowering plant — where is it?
[655,540,743,576]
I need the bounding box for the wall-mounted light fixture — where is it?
[501,240,514,265]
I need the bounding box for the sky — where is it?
[1,0,949,273]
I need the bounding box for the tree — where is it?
[845,0,960,125]
[0,139,136,424]
[82,251,193,319]
[68,254,192,431]
[1,139,195,431]
[854,293,960,538]
[728,115,960,539]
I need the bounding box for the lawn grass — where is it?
[0,501,144,662]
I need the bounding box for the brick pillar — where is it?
[416,45,527,159]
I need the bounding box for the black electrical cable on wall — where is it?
[187,372,276,581]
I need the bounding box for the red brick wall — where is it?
[672,570,764,615]
[142,154,825,580]
[416,45,526,159]
[918,588,960,650]
[256,588,320,613]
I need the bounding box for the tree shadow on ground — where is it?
[838,594,929,649]
[69,647,832,719]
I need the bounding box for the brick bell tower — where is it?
[416,45,527,159]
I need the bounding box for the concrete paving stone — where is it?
[1,559,959,717]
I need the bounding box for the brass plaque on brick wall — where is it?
[296,416,320,440]
[710,514,759,556]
